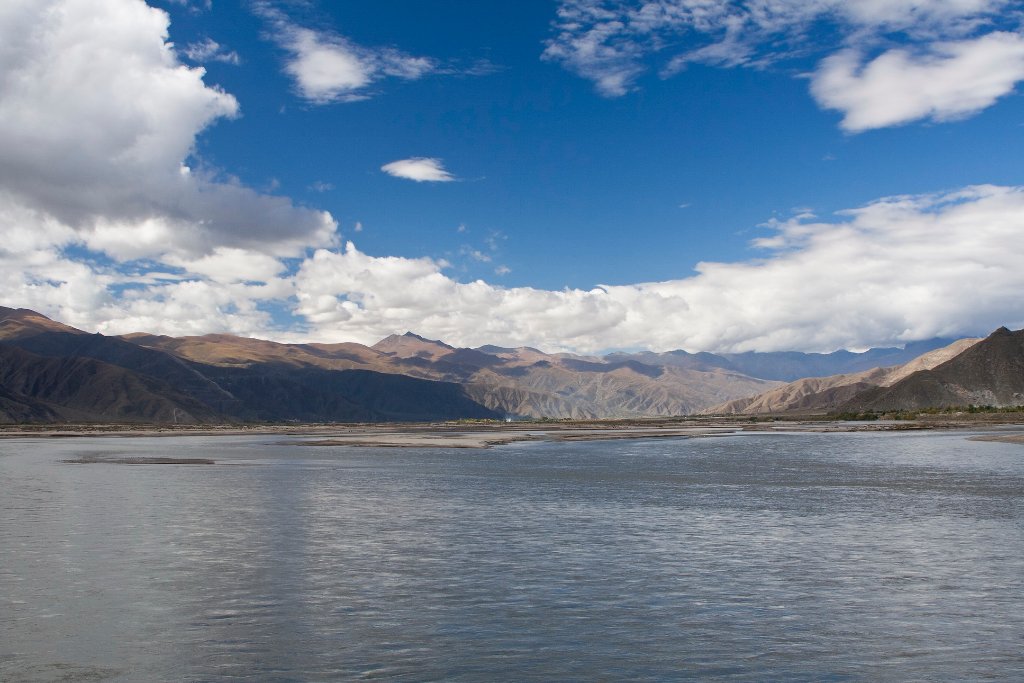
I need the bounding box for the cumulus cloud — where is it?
[811,32,1024,131]
[381,158,456,182]
[544,0,1020,129]
[0,0,336,260]
[289,185,1024,353]
[0,0,336,334]
[253,2,435,103]
[3,0,1022,353]
[164,247,286,284]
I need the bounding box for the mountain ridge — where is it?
[1,307,1010,423]
[0,309,499,423]
[839,327,1024,412]
[706,337,983,415]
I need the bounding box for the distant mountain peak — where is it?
[0,306,85,339]
[371,331,454,360]
[401,331,452,346]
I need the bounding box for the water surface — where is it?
[1,431,1022,681]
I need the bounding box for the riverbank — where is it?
[969,433,1024,445]
[3,415,1023,448]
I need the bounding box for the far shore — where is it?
[2,414,1023,449]
[968,433,1024,445]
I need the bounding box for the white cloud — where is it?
[811,32,1024,131]
[462,248,492,263]
[381,158,456,183]
[166,0,211,12]
[253,3,435,104]
[6,183,1024,352]
[288,186,1024,353]
[165,247,286,284]
[3,0,1022,353]
[544,0,1019,129]
[0,0,336,335]
[281,28,373,102]
[182,37,240,65]
[92,279,286,337]
[0,0,337,261]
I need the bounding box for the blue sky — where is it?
[1,0,1024,352]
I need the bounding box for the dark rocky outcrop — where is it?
[0,344,221,423]
[0,308,500,423]
[705,338,982,415]
[840,327,1024,412]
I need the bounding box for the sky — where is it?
[1,0,1024,354]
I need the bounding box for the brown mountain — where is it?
[0,309,499,423]
[610,338,959,381]
[10,307,1003,424]
[128,330,780,419]
[706,337,981,415]
[462,361,779,419]
[0,344,221,423]
[0,306,83,339]
[372,332,455,361]
[0,384,65,423]
[840,327,1024,412]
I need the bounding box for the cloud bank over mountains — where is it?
[291,185,1024,353]
[544,0,1024,130]
[0,0,1022,353]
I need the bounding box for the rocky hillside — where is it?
[706,338,981,415]
[4,306,1009,423]
[0,307,499,423]
[840,327,1024,412]
[130,329,780,419]
[610,338,956,381]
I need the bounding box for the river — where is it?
[1,431,1022,681]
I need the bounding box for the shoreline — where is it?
[3,416,1023,448]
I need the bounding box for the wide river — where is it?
[1,430,1023,681]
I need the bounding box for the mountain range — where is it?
[0,306,1019,423]
[708,328,1024,415]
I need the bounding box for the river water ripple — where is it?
[1,431,1022,681]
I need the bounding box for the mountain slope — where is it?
[5,307,1003,423]
[613,338,957,381]
[465,363,778,419]
[0,306,84,340]
[0,385,64,424]
[127,329,780,419]
[0,344,221,423]
[0,309,501,423]
[840,328,1024,412]
[193,364,500,422]
[372,332,455,361]
[706,338,981,415]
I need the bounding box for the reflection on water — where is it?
[1,432,1023,681]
